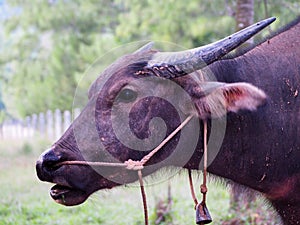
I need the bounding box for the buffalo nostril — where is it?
[39,148,62,171]
[36,148,63,182]
[43,157,59,168]
[36,158,54,181]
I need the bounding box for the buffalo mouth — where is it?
[36,158,91,206]
[36,151,119,206]
[49,183,89,206]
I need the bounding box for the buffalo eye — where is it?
[116,88,138,103]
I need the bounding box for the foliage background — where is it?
[0,0,299,118]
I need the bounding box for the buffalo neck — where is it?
[203,24,300,223]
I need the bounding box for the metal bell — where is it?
[195,202,212,224]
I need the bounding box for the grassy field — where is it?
[0,138,280,225]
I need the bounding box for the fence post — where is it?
[24,116,31,138]
[16,120,22,138]
[46,110,54,140]
[31,113,38,137]
[55,109,62,141]
[39,112,46,137]
[63,110,71,132]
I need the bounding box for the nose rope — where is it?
[56,115,193,170]
[55,114,193,225]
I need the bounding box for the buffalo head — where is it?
[36,18,274,206]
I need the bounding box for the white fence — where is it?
[0,108,81,141]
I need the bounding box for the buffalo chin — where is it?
[50,184,89,206]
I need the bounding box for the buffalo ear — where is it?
[192,82,267,119]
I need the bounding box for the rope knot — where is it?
[125,159,144,170]
[200,184,207,194]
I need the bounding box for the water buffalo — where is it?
[36,17,300,224]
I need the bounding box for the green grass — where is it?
[0,139,280,225]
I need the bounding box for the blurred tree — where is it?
[236,0,254,43]
[115,0,236,48]
[1,0,121,116]
[254,0,300,26]
[0,82,6,125]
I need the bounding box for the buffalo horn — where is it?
[146,17,276,77]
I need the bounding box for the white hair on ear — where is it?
[222,83,267,113]
[192,82,267,119]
